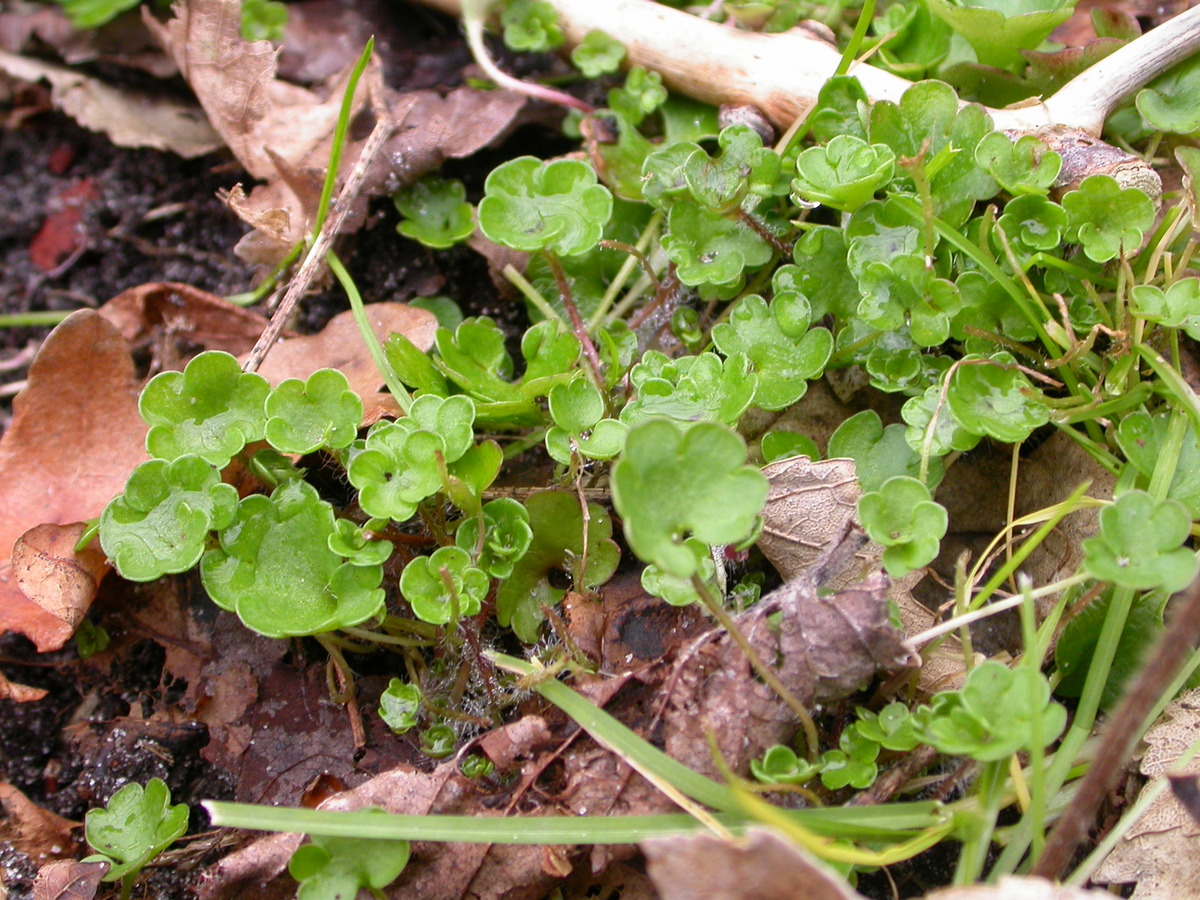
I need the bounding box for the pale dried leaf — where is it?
[0,311,146,650]
[1093,690,1200,899]
[0,671,47,703]
[925,876,1104,899]
[12,523,108,632]
[32,860,108,900]
[643,828,863,900]
[0,49,219,156]
[758,455,860,582]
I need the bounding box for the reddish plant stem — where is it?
[545,251,606,386]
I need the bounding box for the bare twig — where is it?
[242,114,391,373]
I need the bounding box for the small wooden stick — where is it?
[242,113,391,373]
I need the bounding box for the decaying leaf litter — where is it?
[3,0,1200,898]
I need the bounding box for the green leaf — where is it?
[751,744,820,786]
[662,202,773,288]
[684,124,783,213]
[400,546,489,625]
[1082,491,1199,591]
[395,394,476,464]
[327,519,393,568]
[1055,587,1163,710]
[378,678,423,734]
[946,353,1050,444]
[871,1,952,79]
[100,456,238,582]
[854,702,926,751]
[640,538,719,606]
[923,0,1074,70]
[711,294,833,409]
[56,0,140,29]
[819,727,881,790]
[856,254,962,347]
[500,0,563,52]
[394,177,475,249]
[791,135,897,212]
[139,350,269,467]
[478,156,613,256]
[496,491,620,641]
[571,30,626,77]
[760,430,820,463]
[857,475,948,577]
[241,0,288,41]
[828,410,942,493]
[1114,410,1200,516]
[809,75,870,145]
[289,809,410,899]
[201,480,386,637]
[924,662,1067,761]
[455,497,533,579]
[974,131,1061,195]
[788,228,860,321]
[902,383,983,457]
[383,333,450,398]
[1062,175,1156,263]
[620,351,757,428]
[545,375,628,462]
[1130,278,1200,337]
[996,194,1068,252]
[612,421,767,577]
[607,66,668,126]
[264,369,363,455]
[348,425,445,522]
[85,779,188,883]
[420,724,458,759]
[1136,53,1200,135]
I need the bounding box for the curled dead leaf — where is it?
[758,455,860,582]
[11,522,108,633]
[0,670,48,703]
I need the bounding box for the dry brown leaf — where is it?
[925,876,1104,899]
[0,48,219,156]
[32,860,108,900]
[0,782,78,862]
[0,311,147,651]
[11,523,109,634]
[0,670,48,703]
[1093,689,1200,899]
[758,455,859,581]
[662,571,919,781]
[254,302,438,398]
[99,282,268,369]
[643,828,862,900]
[143,0,385,264]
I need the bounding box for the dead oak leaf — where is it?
[0,311,146,651]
